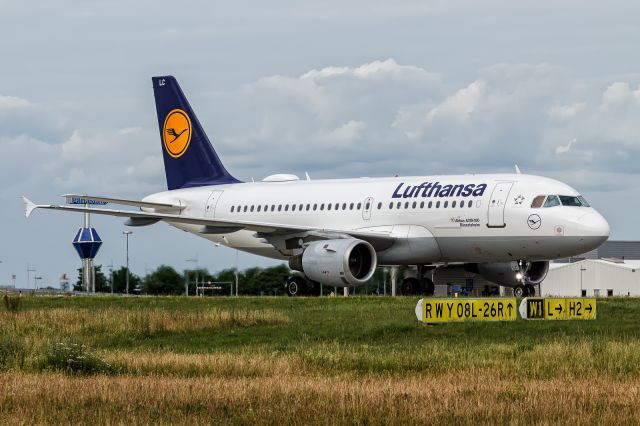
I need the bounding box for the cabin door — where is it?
[487,182,513,228]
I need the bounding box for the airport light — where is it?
[123,231,133,294]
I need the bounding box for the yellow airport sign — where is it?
[415,298,517,323]
[519,298,596,320]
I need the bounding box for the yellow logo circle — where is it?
[162,109,192,158]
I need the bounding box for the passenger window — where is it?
[436,201,440,208]
[452,201,457,208]
[320,204,325,210]
[404,202,409,209]
[271,205,275,212]
[243,206,248,212]
[231,206,235,213]
[306,204,310,211]
[397,202,401,209]
[278,205,282,211]
[428,201,433,208]
[365,202,370,210]
[291,205,295,211]
[313,204,317,211]
[327,204,332,211]
[342,203,347,210]
[531,195,545,208]
[350,203,354,210]
[257,206,261,212]
[389,202,394,209]
[444,201,448,208]
[250,206,255,212]
[357,203,362,210]
[377,202,382,209]
[468,200,472,208]
[412,201,417,209]
[543,195,560,208]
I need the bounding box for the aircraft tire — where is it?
[513,285,526,298]
[423,278,435,296]
[401,278,421,296]
[286,276,307,297]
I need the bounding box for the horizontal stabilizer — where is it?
[62,194,185,212]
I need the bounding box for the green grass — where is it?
[5,295,640,376]
[3,295,640,424]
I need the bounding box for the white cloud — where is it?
[0,95,31,110]
[555,138,577,154]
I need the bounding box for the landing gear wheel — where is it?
[401,278,420,296]
[525,284,535,297]
[513,285,526,298]
[286,276,307,297]
[423,278,435,296]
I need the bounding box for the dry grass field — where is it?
[2,295,640,424]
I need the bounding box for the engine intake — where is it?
[289,239,377,286]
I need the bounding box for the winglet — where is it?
[22,196,38,218]
[515,164,522,174]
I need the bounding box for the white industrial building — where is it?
[541,259,640,297]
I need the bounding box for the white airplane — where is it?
[23,76,610,297]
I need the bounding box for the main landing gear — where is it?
[400,265,435,296]
[286,275,320,297]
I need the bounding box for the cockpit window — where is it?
[531,195,545,208]
[578,196,590,207]
[543,195,560,208]
[559,195,583,207]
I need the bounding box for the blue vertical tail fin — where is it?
[152,76,240,190]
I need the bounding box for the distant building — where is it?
[542,259,640,297]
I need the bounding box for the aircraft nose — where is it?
[578,211,610,242]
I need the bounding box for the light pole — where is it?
[27,265,36,289]
[107,260,114,294]
[123,231,133,294]
[186,256,198,296]
[34,276,42,290]
[235,249,239,297]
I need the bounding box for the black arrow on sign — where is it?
[555,305,563,314]
[585,305,593,313]
[507,303,513,316]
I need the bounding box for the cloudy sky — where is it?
[1,0,639,288]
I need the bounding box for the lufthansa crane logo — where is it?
[162,109,192,158]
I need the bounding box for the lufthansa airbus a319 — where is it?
[23,76,610,297]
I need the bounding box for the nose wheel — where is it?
[514,284,536,297]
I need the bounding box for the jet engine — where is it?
[288,239,377,286]
[467,260,549,288]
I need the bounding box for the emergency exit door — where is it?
[487,182,513,228]
[205,190,223,218]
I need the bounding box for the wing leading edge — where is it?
[22,197,395,250]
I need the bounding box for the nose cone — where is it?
[578,211,610,247]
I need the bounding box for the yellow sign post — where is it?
[519,297,596,320]
[415,298,517,323]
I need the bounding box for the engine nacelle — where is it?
[468,261,549,288]
[288,239,377,286]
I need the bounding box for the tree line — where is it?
[75,264,392,296]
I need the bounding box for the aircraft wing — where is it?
[61,194,185,212]
[22,197,395,250]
